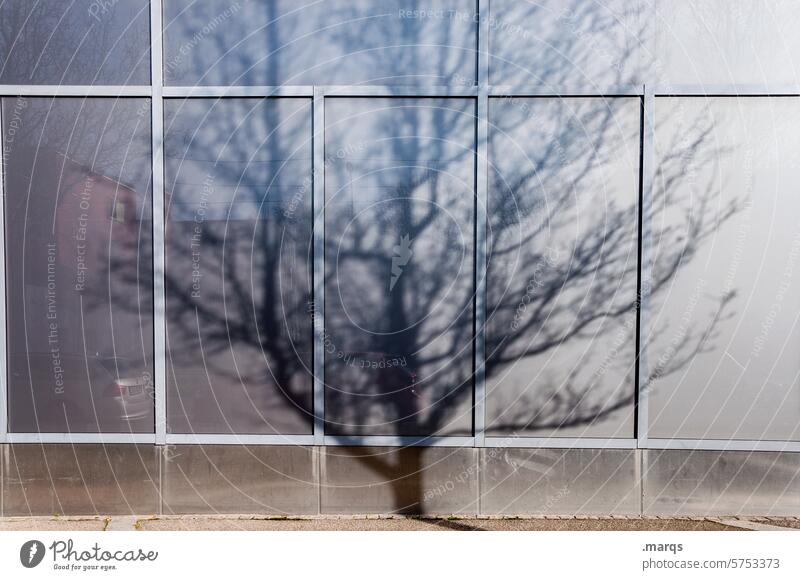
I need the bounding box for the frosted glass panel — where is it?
[485,97,641,438]
[324,98,475,436]
[164,98,313,434]
[649,97,800,440]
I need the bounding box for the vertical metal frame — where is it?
[151,0,167,445]
[312,87,326,445]
[0,100,6,443]
[636,85,655,448]
[473,0,490,446]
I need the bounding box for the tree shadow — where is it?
[2,1,743,512]
[140,0,741,513]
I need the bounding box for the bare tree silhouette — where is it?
[38,1,739,512]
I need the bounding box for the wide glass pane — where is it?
[649,97,800,441]
[324,98,475,437]
[3,97,153,433]
[489,0,646,87]
[485,97,641,438]
[164,0,476,86]
[654,0,800,85]
[164,98,313,434]
[0,0,150,85]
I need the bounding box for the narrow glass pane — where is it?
[0,0,150,85]
[324,98,475,437]
[486,97,641,438]
[164,98,313,434]
[489,0,646,87]
[3,97,153,433]
[164,0,476,86]
[654,0,800,85]
[649,97,800,441]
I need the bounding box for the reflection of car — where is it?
[99,356,154,422]
[9,352,153,430]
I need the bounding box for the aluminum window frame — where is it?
[0,0,797,451]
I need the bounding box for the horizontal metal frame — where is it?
[4,434,797,451]
[484,437,637,449]
[318,85,477,97]
[324,436,475,448]
[163,85,313,97]
[646,439,800,453]
[0,85,152,97]
[3,84,800,99]
[166,434,315,446]
[655,84,800,96]
[5,433,155,444]
[489,84,645,97]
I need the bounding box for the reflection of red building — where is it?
[52,151,140,283]
[55,153,138,292]
[5,145,153,433]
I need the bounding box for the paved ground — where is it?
[136,517,741,531]
[750,517,800,530]
[0,517,108,531]
[2,515,795,531]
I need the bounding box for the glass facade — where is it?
[648,97,800,441]
[0,0,798,452]
[3,97,153,432]
[324,98,475,436]
[0,0,151,85]
[485,96,640,438]
[163,0,476,86]
[164,97,313,434]
[653,0,800,85]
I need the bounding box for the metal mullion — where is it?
[0,100,6,444]
[151,0,167,445]
[474,0,490,448]
[636,86,655,449]
[312,88,325,445]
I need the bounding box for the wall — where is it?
[1,0,800,517]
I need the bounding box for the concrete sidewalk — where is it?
[2,515,798,531]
